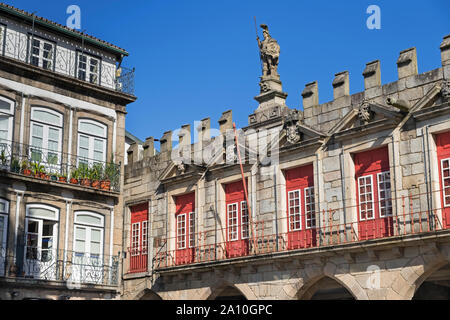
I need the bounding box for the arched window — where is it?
[24,204,59,278]
[77,119,107,165]
[0,96,14,144]
[29,106,63,165]
[73,211,104,258]
[0,198,8,276]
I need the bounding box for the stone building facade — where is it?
[122,33,450,300]
[0,4,136,300]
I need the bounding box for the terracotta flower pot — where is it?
[100,180,111,191]
[23,169,31,176]
[59,177,67,183]
[70,178,78,184]
[91,180,100,189]
[80,178,91,187]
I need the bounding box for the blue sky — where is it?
[9,0,450,145]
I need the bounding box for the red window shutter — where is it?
[436,131,450,228]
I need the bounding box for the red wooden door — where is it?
[355,147,393,240]
[225,180,249,258]
[285,164,317,250]
[130,203,148,273]
[437,131,450,229]
[175,193,195,265]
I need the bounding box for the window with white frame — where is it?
[0,199,8,276]
[176,213,186,249]
[0,199,9,249]
[241,201,249,239]
[25,204,59,264]
[30,107,63,165]
[442,159,450,207]
[142,221,148,254]
[288,190,301,231]
[77,119,107,165]
[227,203,238,241]
[131,222,140,256]
[30,37,54,71]
[77,53,100,84]
[358,175,374,220]
[188,212,195,248]
[73,211,104,260]
[378,171,393,217]
[0,97,14,144]
[304,187,316,228]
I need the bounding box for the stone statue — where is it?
[257,24,280,78]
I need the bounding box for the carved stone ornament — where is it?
[174,160,186,175]
[283,109,302,144]
[442,80,450,101]
[358,100,374,124]
[259,81,270,92]
[226,144,238,163]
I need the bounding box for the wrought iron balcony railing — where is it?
[0,33,135,96]
[126,189,449,272]
[0,246,119,287]
[0,140,121,192]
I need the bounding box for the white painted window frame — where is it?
[188,212,195,248]
[141,220,148,255]
[358,175,375,221]
[77,119,107,164]
[377,171,393,217]
[30,36,55,71]
[176,213,186,250]
[0,198,9,251]
[441,158,450,207]
[77,52,100,85]
[288,189,302,231]
[240,201,249,239]
[227,203,238,242]
[0,96,14,143]
[304,187,316,229]
[29,107,63,165]
[131,222,140,256]
[73,211,104,258]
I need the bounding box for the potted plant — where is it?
[90,163,103,189]
[50,170,58,181]
[0,149,7,169]
[79,164,91,187]
[70,168,79,184]
[21,160,31,176]
[102,156,116,191]
[58,172,67,183]
[10,157,20,173]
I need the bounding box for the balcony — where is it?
[1,246,119,287]
[0,34,135,96]
[0,140,121,193]
[129,189,449,272]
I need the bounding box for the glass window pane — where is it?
[79,121,105,137]
[32,109,61,125]
[79,135,89,148]
[32,124,43,137]
[28,207,57,220]
[75,239,85,252]
[76,214,102,226]
[91,229,101,242]
[94,139,104,151]
[0,99,11,112]
[90,242,100,255]
[76,226,86,240]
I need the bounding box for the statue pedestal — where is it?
[249,76,289,125]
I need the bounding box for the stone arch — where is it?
[133,288,163,300]
[296,263,368,300]
[199,280,257,300]
[389,247,450,300]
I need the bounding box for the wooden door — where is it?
[225,181,249,258]
[437,131,450,229]
[129,203,148,273]
[175,193,195,265]
[285,164,317,250]
[355,147,394,240]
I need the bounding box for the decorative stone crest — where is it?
[442,80,450,101]
[174,160,186,175]
[283,109,302,144]
[226,144,238,163]
[358,100,374,124]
